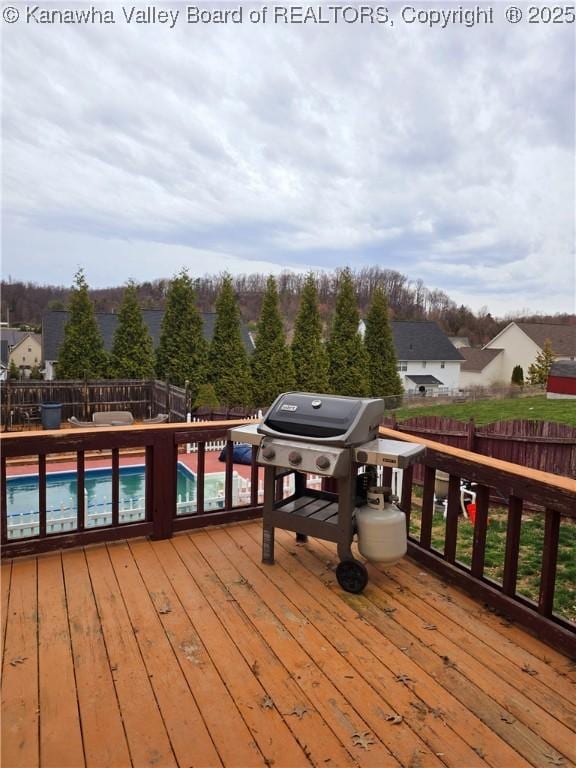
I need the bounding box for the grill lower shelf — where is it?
[267,493,343,543]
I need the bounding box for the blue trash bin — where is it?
[40,403,62,430]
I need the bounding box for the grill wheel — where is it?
[335,560,368,594]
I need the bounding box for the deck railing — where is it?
[1,421,574,655]
[378,427,576,656]
[0,420,263,558]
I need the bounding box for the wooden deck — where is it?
[2,521,575,768]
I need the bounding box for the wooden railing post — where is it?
[420,465,436,548]
[151,432,177,540]
[539,509,561,617]
[502,496,523,596]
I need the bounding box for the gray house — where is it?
[42,309,254,380]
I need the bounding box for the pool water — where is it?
[6,463,227,538]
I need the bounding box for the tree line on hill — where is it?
[3,267,574,346]
[53,268,403,408]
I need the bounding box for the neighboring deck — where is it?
[2,521,574,768]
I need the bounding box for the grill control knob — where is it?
[288,451,302,466]
[356,450,368,464]
[316,455,331,471]
[262,446,276,460]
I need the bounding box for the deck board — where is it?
[37,555,85,768]
[1,520,574,768]
[307,538,576,756]
[2,558,39,768]
[61,549,131,768]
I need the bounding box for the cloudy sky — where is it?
[2,2,575,316]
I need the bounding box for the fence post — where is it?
[5,380,11,431]
[151,432,176,540]
[165,379,171,420]
[466,418,476,452]
[83,377,89,420]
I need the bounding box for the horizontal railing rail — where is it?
[1,421,574,654]
[379,426,576,656]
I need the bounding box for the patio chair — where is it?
[143,413,169,424]
[92,411,134,426]
[68,416,101,428]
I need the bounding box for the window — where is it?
[28,347,32,353]
[397,361,407,371]
[440,361,445,369]
[422,361,427,369]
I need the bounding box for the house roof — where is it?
[0,328,29,348]
[0,340,9,367]
[405,375,444,386]
[549,361,576,379]
[459,347,503,372]
[391,321,464,362]
[9,333,42,353]
[516,323,576,356]
[489,322,576,357]
[42,310,254,360]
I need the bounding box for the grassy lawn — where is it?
[392,395,576,426]
[408,506,576,623]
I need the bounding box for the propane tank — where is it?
[356,486,407,565]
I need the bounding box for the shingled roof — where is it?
[517,323,576,357]
[42,310,254,361]
[549,361,576,379]
[459,347,503,372]
[0,340,8,367]
[391,321,463,362]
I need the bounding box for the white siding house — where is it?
[483,322,576,384]
[459,348,505,388]
[358,320,463,394]
[392,321,463,393]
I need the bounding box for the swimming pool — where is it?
[6,463,232,539]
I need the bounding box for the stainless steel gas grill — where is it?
[229,392,425,593]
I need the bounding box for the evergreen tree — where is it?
[194,382,220,409]
[291,273,329,393]
[327,268,369,396]
[57,269,108,379]
[109,281,155,379]
[29,365,43,380]
[155,269,208,397]
[511,365,524,386]
[527,340,555,385]
[207,274,252,406]
[251,276,295,406]
[364,285,403,398]
[8,360,19,380]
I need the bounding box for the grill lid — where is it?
[258,392,385,446]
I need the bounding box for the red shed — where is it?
[547,360,576,398]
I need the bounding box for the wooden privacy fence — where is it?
[2,379,261,429]
[1,421,574,655]
[1,379,154,426]
[150,380,262,422]
[383,415,576,477]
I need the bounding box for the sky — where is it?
[2,2,575,317]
